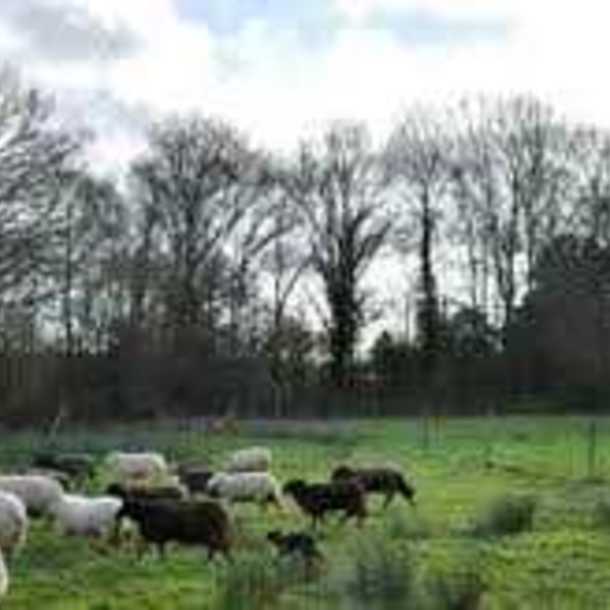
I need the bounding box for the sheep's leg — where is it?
[135,537,149,560]
[222,548,234,564]
[383,491,395,510]
[156,542,166,560]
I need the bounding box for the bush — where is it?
[214,552,286,610]
[471,493,537,538]
[343,533,417,609]
[425,569,486,610]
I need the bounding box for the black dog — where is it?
[266,529,323,565]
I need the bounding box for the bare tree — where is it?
[259,191,310,414]
[386,107,453,385]
[129,115,269,346]
[452,96,570,342]
[279,121,392,387]
[47,169,127,355]
[0,67,80,306]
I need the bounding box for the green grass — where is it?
[3,415,610,608]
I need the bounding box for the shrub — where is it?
[343,533,418,609]
[426,569,486,610]
[471,493,537,538]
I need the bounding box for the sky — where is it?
[1,0,608,343]
[2,0,609,175]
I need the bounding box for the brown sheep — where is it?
[282,479,367,528]
[116,498,232,561]
[331,465,416,509]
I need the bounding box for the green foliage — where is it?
[4,416,610,608]
[471,493,538,538]
[342,533,417,608]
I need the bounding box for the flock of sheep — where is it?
[0,445,417,599]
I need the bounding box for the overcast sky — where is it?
[2,0,605,341]
[1,0,608,174]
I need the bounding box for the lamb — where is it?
[177,468,215,496]
[32,452,96,484]
[225,447,272,473]
[266,529,323,565]
[206,472,283,508]
[331,465,416,509]
[50,494,123,538]
[0,492,27,560]
[116,498,232,560]
[282,479,367,528]
[104,452,168,483]
[0,475,64,518]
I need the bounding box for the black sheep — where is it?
[105,482,185,502]
[282,479,367,528]
[32,452,96,483]
[116,498,232,560]
[331,465,416,509]
[266,529,323,565]
[177,468,215,496]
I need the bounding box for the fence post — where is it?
[587,418,598,479]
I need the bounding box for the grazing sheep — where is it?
[206,472,283,508]
[117,498,232,560]
[0,475,64,518]
[32,452,96,483]
[50,494,123,538]
[0,492,27,560]
[331,465,416,508]
[177,468,215,496]
[266,529,323,564]
[104,452,168,483]
[225,447,271,473]
[21,468,71,491]
[105,482,185,503]
[282,479,367,528]
[0,550,8,598]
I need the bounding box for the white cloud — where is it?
[2,0,610,176]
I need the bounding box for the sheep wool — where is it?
[0,475,64,517]
[105,452,168,483]
[51,494,123,538]
[0,491,27,559]
[207,472,283,506]
[225,447,272,473]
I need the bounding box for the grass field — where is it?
[3,415,610,609]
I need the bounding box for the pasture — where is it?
[3,415,610,609]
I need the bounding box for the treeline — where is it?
[0,66,609,425]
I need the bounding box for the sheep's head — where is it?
[403,480,416,506]
[282,479,307,498]
[331,465,356,481]
[105,483,126,499]
[116,498,145,522]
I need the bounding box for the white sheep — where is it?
[225,447,272,473]
[50,494,123,538]
[0,492,27,560]
[206,472,284,508]
[0,550,8,598]
[104,452,168,483]
[0,475,64,517]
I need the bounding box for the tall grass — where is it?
[470,493,537,538]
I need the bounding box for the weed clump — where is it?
[471,493,537,538]
[343,533,417,608]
